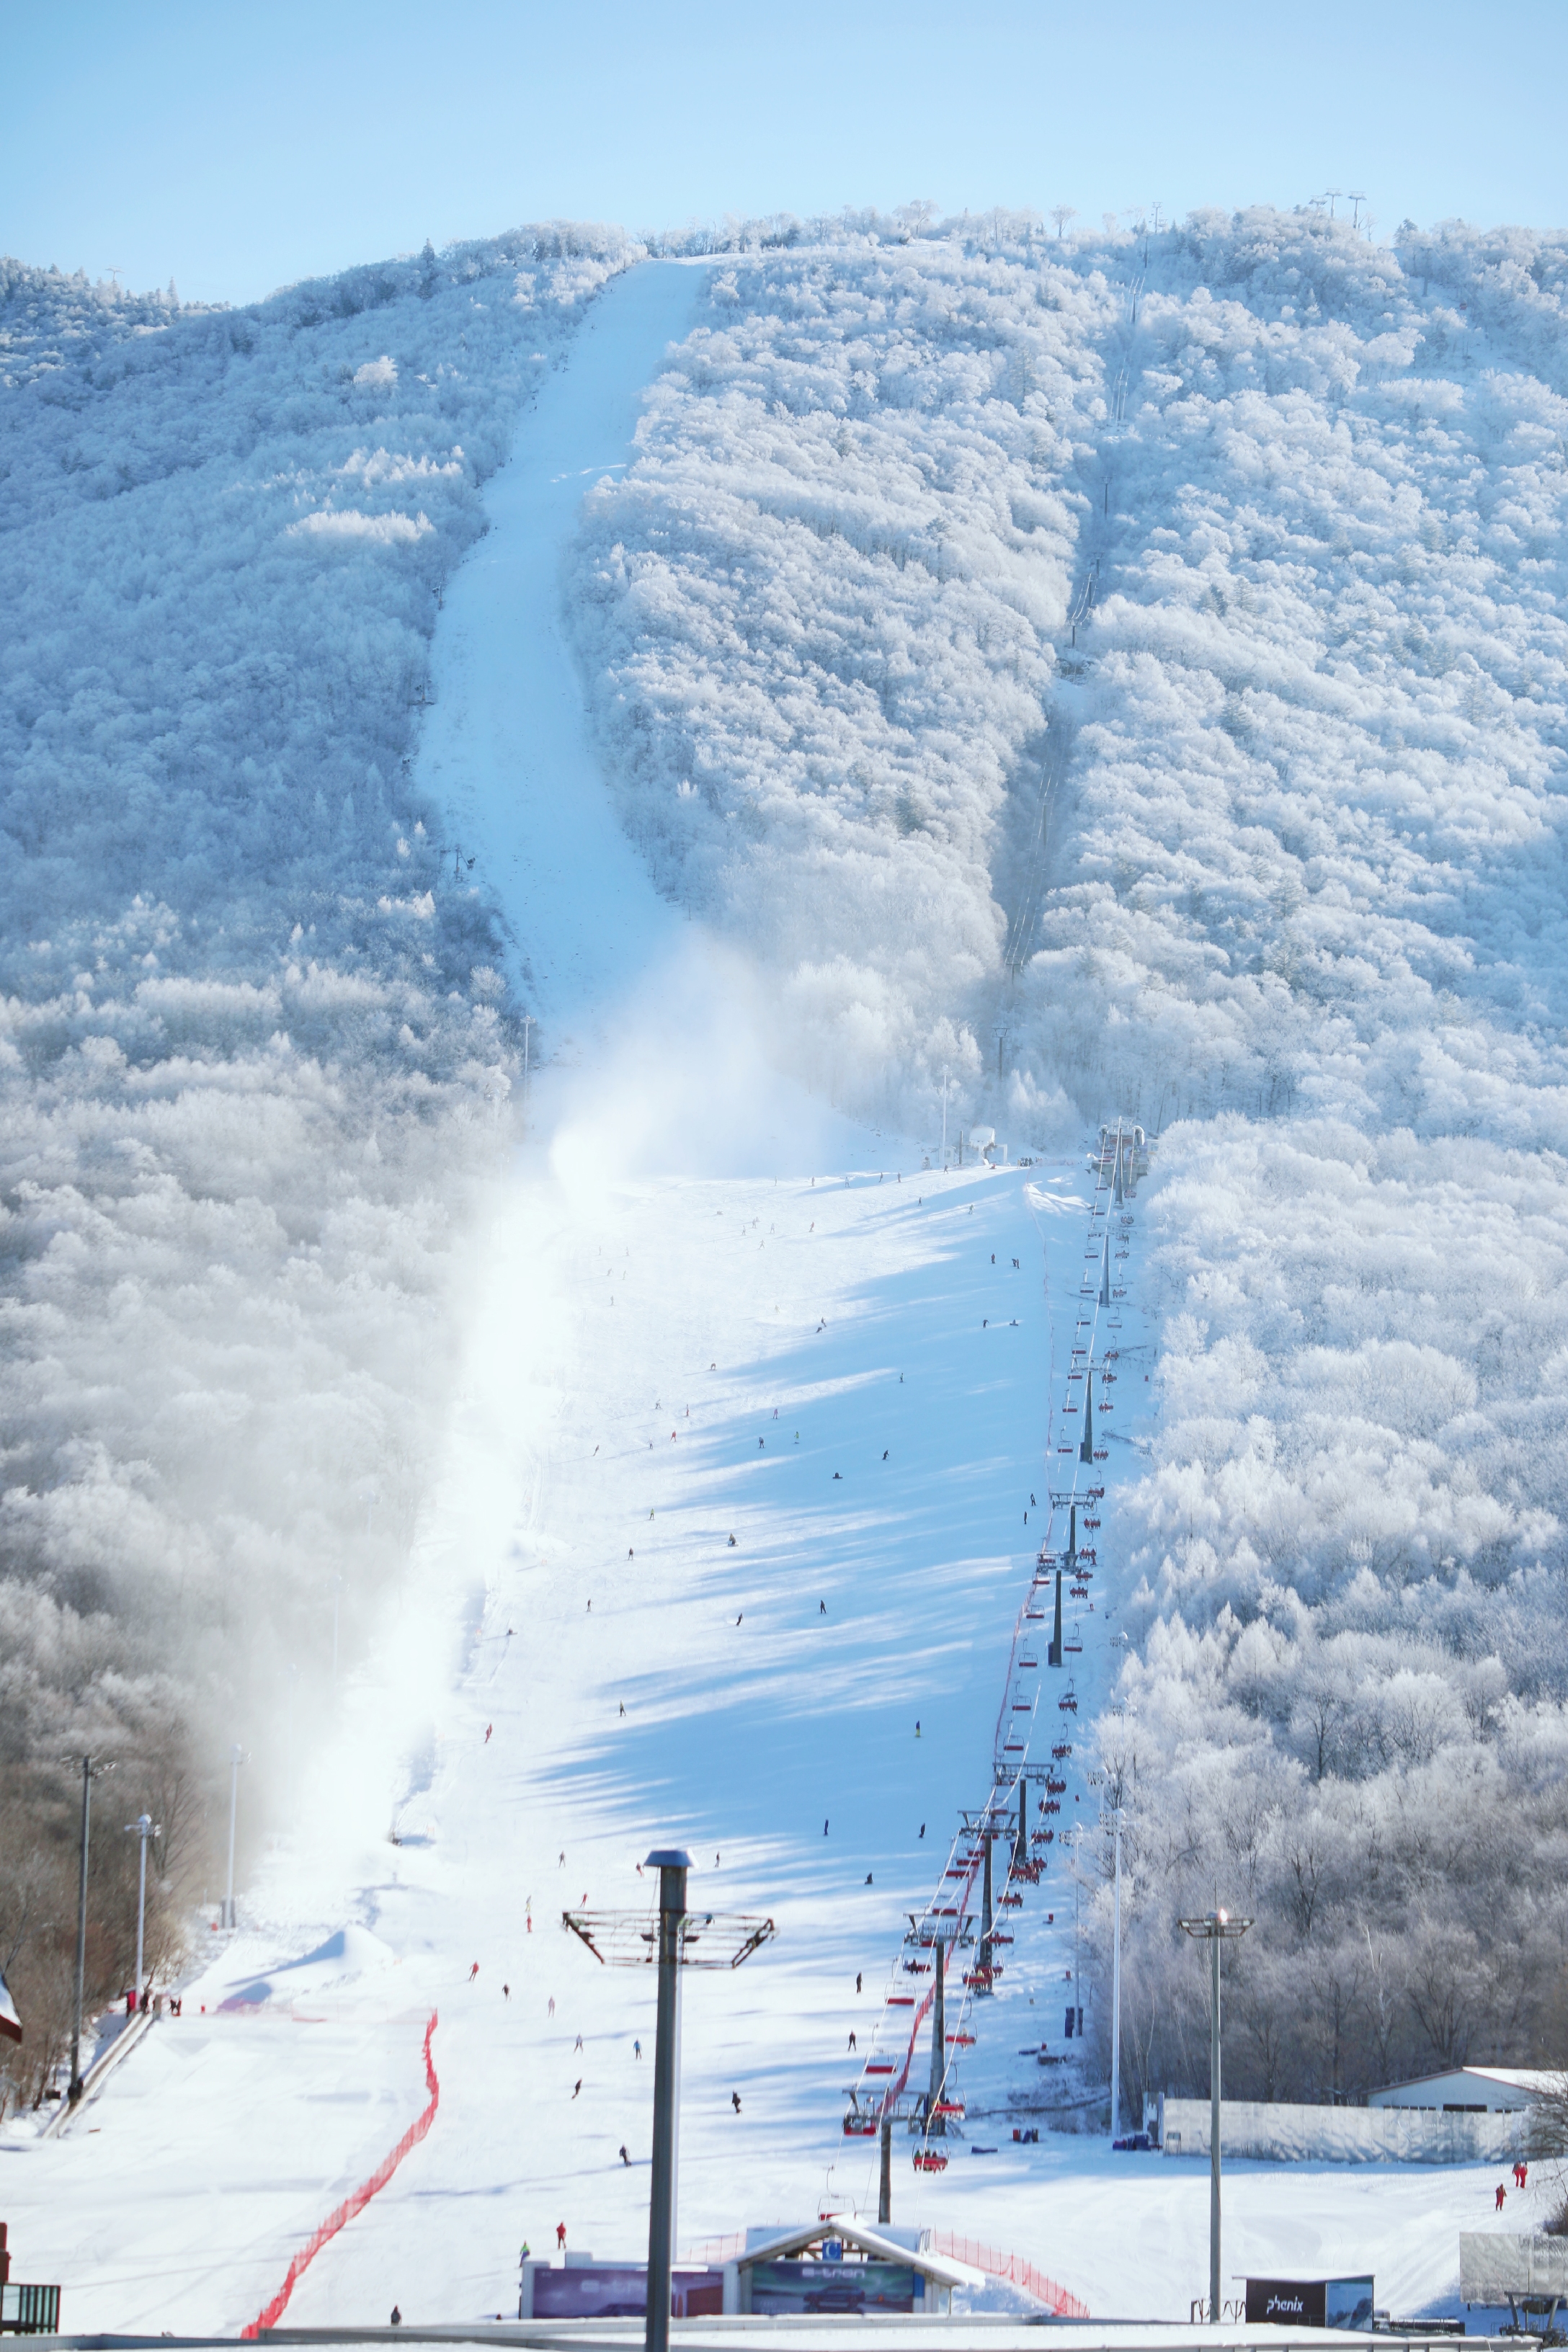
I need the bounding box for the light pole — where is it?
[125,1814,160,1999]
[68,1758,113,2103]
[224,1746,246,1930]
[1110,1807,1123,2142]
[1179,1909,1253,2322]
[646,1850,689,2352]
[561,1856,775,2352]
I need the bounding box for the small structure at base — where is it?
[520,2222,967,2321]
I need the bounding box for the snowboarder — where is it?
[729,1534,736,1546]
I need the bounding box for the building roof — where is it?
[734,2220,974,2291]
[1379,2066,1558,2099]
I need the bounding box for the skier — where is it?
[503,1984,509,1999]
[468,1962,479,1982]
[819,1600,827,1614]
[485,1724,492,1744]
[824,1819,829,1835]
[919,1823,926,1839]
[731,2091,742,2113]
[548,1996,555,2017]
[865,1872,873,1885]
[1496,2183,1507,2211]
[855,1973,862,1993]
[620,2144,630,2166]
[848,2031,857,2051]
[634,2039,641,2058]
[573,2079,582,2100]
[391,2308,402,2328]
[556,2224,567,2251]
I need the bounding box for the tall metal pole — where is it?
[68,1758,92,2104]
[645,1848,690,2352]
[225,1746,244,1930]
[979,1830,994,1987]
[878,2118,891,2224]
[1210,1926,1222,2325]
[1181,1908,1250,2325]
[1110,1809,1123,2144]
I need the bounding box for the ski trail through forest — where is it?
[414,259,705,1034]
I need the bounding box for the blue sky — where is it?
[6,0,1564,305]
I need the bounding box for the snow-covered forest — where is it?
[0,227,630,2087]
[6,198,1568,2111]
[573,207,1568,2097]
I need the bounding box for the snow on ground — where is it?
[0,250,1534,2336]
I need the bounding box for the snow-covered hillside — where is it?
[570,208,1568,2101]
[5,200,1568,2317]
[0,228,633,2028]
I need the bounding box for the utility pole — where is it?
[878,2117,892,2224]
[1110,1807,1124,2142]
[1179,1909,1253,2322]
[224,1746,246,1931]
[125,1814,160,1997]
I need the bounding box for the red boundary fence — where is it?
[930,2230,1089,2317]
[241,2010,440,2338]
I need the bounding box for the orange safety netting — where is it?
[241,2009,440,2338]
[930,2229,1089,2318]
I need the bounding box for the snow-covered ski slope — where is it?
[3,223,1536,2332]
[414,260,706,1032]
[0,1138,1513,2330]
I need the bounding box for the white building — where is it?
[1369,2066,1557,2112]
